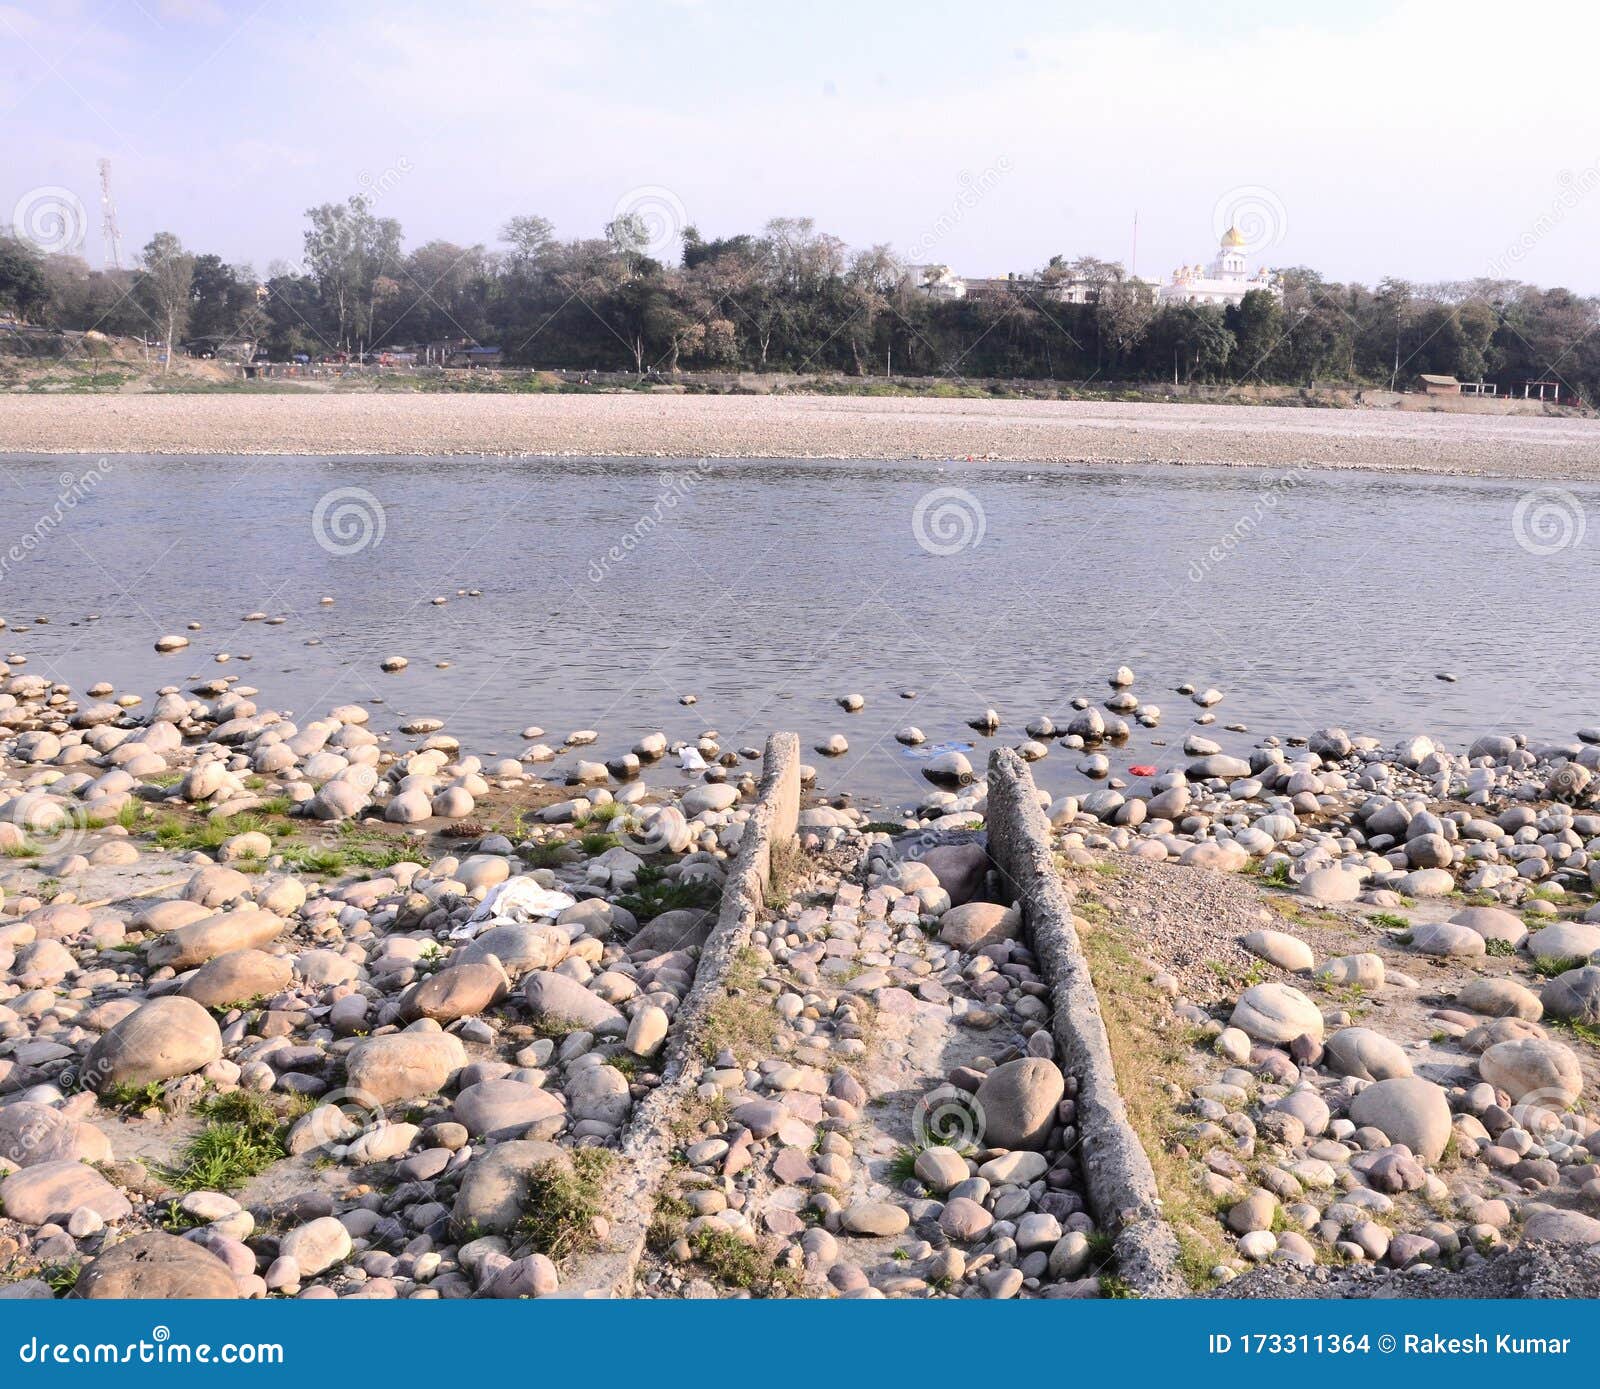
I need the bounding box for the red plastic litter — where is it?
[1128,764,1157,776]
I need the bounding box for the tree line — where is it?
[1,198,1596,401]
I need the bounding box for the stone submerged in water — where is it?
[922,750,974,787]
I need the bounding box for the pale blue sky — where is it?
[2,0,1597,290]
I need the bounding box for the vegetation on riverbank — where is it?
[4,201,1597,404]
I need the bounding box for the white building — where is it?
[1048,275,1162,305]
[907,264,968,300]
[1157,226,1279,308]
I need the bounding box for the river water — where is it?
[1,453,1595,807]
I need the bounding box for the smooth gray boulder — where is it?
[1324,1027,1413,1082]
[1230,982,1324,1044]
[973,1058,1065,1150]
[1348,1077,1452,1162]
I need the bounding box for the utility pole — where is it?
[98,158,123,270]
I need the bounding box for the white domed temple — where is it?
[1158,226,1280,307]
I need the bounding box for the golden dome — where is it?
[1221,225,1247,249]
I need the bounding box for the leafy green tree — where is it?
[137,232,194,371]
[0,234,48,320]
[188,254,256,341]
[302,197,402,353]
[1224,289,1283,380]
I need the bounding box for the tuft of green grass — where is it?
[278,845,346,875]
[152,811,283,853]
[764,835,806,911]
[158,1199,204,1233]
[42,1263,82,1297]
[1484,937,1516,957]
[699,948,774,1064]
[158,1092,287,1192]
[1532,955,1590,978]
[887,1146,921,1184]
[1369,911,1409,929]
[100,1081,167,1111]
[517,1148,617,1264]
[1547,1015,1600,1048]
[1076,916,1233,1290]
[578,832,620,856]
[521,841,569,870]
[343,841,428,870]
[685,1226,800,1295]
[615,866,721,923]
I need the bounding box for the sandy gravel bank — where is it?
[2,393,1599,479]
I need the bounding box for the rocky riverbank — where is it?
[3,395,1600,479]
[0,653,1596,1300]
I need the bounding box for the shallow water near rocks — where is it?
[1,452,1595,807]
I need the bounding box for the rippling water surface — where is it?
[1,453,1596,807]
